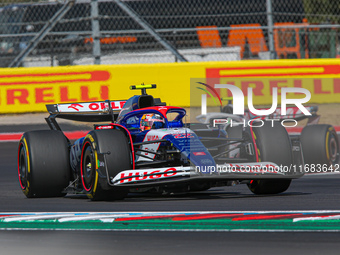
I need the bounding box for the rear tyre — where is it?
[80,129,131,201]
[301,124,339,167]
[247,122,293,195]
[18,130,71,198]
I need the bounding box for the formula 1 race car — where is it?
[17,84,334,200]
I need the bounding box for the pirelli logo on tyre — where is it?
[86,134,96,150]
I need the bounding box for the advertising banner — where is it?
[0,59,340,113]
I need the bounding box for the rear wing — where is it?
[45,83,166,131]
[50,101,126,114]
[45,100,126,131]
[45,97,166,131]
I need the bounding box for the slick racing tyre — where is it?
[301,124,339,167]
[18,130,71,198]
[247,121,293,195]
[80,129,132,201]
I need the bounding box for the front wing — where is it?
[109,162,304,187]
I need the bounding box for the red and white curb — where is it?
[2,211,340,222]
[1,211,340,232]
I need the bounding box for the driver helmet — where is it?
[140,113,165,131]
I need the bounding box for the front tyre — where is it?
[18,130,71,198]
[301,124,339,167]
[247,121,293,195]
[80,129,131,201]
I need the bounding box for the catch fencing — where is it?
[0,0,339,67]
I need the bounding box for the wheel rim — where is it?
[328,133,339,164]
[81,145,95,192]
[18,146,28,190]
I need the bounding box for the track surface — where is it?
[3,141,340,212]
[2,139,340,254]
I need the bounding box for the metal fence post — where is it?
[91,0,101,65]
[266,0,276,59]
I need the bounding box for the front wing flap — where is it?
[109,162,302,187]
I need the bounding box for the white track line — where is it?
[58,214,130,222]
[293,215,340,222]
[3,214,76,222]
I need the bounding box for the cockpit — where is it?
[119,106,186,132]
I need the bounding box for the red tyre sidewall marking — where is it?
[80,140,94,192]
